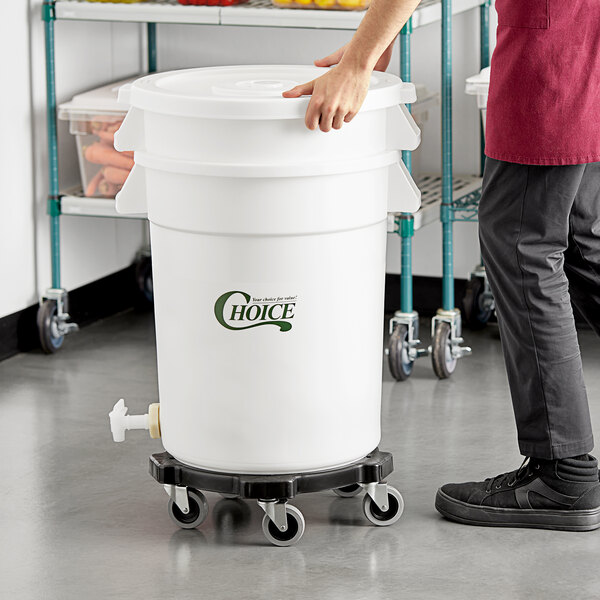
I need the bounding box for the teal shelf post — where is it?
[43,1,61,290]
[399,17,414,315]
[147,22,157,73]
[441,0,454,312]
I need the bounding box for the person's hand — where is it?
[315,41,394,73]
[282,64,371,132]
[282,40,396,132]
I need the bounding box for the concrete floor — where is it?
[1,311,599,600]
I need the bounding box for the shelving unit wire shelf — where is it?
[54,0,487,226]
[55,0,486,30]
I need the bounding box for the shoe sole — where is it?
[435,490,600,532]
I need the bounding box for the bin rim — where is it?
[119,65,416,120]
[133,149,402,179]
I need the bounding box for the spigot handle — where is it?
[109,399,149,442]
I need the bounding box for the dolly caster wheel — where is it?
[432,322,457,380]
[388,324,413,382]
[333,484,362,498]
[220,493,238,500]
[135,255,154,305]
[261,505,305,547]
[37,300,64,354]
[462,278,492,330]
[168,489,209,530]
[363,486,404,527]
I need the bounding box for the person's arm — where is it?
[313,37,395,73]
[283,0,421,132]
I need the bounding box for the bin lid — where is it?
[119,65,416,120]
[58,77,134,120]
[465,66,491,96]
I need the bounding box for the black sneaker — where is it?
[435,455,600,531]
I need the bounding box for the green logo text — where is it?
[214,291,296,332]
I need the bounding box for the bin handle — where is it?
[114,107,145,153]
[386,104,421,152]
[117,82,133,106]
[387,159,421,214]
[116,164,147,216]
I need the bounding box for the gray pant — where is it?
[479,158,600,460]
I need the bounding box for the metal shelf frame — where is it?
[54,0,486,29]
[394,0,490,316]
[388,0,491,379]
[41,0,490,353]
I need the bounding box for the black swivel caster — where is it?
[37,299,64,354]
[261,504,306,547]
[431,322,457,380]
[387,324,414,382]
[135,254,154,306]
[333,483,362,498]
[462,277,493,330]
[168,488,209,530]
[362,485,404,526]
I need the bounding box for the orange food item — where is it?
[85,169,104,196]
[105,122,121,134]
[103,166,130,185]
[91,118,125,144]
[97,179,121,198]
[85,142,134,170]
[95,129,115,145]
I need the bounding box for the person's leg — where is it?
[434,158,600,531]
[478,158,593,460]
[565,161,600,337]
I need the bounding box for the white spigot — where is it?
[109,399,161,442]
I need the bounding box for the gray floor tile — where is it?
[1,312,599,600]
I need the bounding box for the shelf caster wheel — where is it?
[261,505,305,547]
[135,255,154,305]
[333,484,362,498]
[363,486,404,527]
[220,493,238,500]
[168,489,209,530]
[37,299,65,354]
[462,278,492,330]
[388,324,414,382]
[432,322,457,380]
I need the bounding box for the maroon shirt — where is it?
[486,0,600,165]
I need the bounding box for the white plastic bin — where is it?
[115,65,421,474]
[465,66,491,135]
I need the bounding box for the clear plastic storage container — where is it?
[271,0,369,10]
[465,66,490,135]
[58,78,134,198]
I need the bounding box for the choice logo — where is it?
[214,291,297,332]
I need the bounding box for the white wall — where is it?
[0,2,37,318]
[1,2,496,320]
